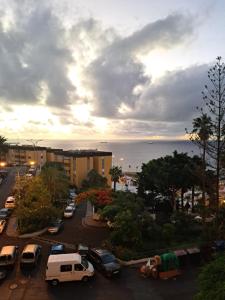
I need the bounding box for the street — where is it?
[0,169,198,300]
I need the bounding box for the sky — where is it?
[0,0,224,140]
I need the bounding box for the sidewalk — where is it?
[6,215,19,237]
[82,201,107,228]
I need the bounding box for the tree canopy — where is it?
[109,166,122,191]
[82,169,108,190]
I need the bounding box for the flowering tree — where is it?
[76,189,112,209]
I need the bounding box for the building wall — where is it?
[6,147,112,188]
[93,155,112,187]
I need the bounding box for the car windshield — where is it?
[65,208,72,212]
[22,252,34,259]
[81,257,89,269]
[101,254,116,264]
[0,255,10,262]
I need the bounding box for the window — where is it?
[87,157,90,171]
[101,158,105,169]
[102,158,105,175]
[74,264,84,271]
[60,264,72,272]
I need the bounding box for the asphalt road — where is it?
[0,170,198,300]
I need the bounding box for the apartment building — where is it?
[6,145,112,188]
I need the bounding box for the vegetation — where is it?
[40,162,70,207]
[0,135,8,161]
[188,57,225,208]
[14,162,69,233]
[76,189,112,209]
[137,151,199,212]
[195,255,225,300]
[82,169,108,190]
[188,113,213,206]
[109,166,122,191]
[99,191,202,259]
[16,177,60,234]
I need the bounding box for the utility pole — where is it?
[26,139,43,172]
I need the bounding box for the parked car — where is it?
[64,206,74,218]
[87,248,121,278]
[77,244,89,258]
[20,244,42,268]
[46,253,94,286]
[48,219,64,234]
[0,245,18,268]
[5,196,16,209]
[0,269,7,281]
[68,203,76,211]
[50,244,65,255]
[0,220,7,234]
[0,208,11,219]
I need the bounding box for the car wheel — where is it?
[82,276,89,282]
[51,279,59,286]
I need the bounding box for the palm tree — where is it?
[0,136,8,162]
[109,166,122,191]
[191,113,213,205]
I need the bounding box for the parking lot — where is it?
[0,168,198,300]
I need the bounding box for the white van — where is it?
[5,196,16,209]
[46,253,94,286]
[0,245,18,268]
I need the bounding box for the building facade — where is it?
[6,145,112,188]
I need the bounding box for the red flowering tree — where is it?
[76,189,112,209]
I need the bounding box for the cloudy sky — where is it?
[0,0,224,140]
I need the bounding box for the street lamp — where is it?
[0,162,6,168]
[26,139,43,172]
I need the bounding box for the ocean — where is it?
[24,139,200,172]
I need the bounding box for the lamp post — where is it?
[26,139,43,172]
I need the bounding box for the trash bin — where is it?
[173,249,188,268]
[186,247,201,265]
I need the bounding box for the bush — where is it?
[162,223,175,245]
[195,255,225,300]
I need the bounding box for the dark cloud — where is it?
[86,13,195,118]
[0,2,74,108]
[127,64,208,122]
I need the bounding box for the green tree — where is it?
[191,57,225,208]
[82,169,108,190]
[188,113,213,206]
[109,166,122,191]
[16,177,59,233]
[0,135,8,161]
[137,151,194,211]
[195,255,225,300]
[41,162,69,207]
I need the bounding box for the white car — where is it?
[0,219,6,233]
[5,196,16,209]
[68,203,76,211]
[64,206,74,218]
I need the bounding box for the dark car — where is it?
[0,208,11,219]
[87,248,121,278]
[0,269,7,281]
[50,244,65,255]
[77,244,89,257]
[48,219,64,234]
